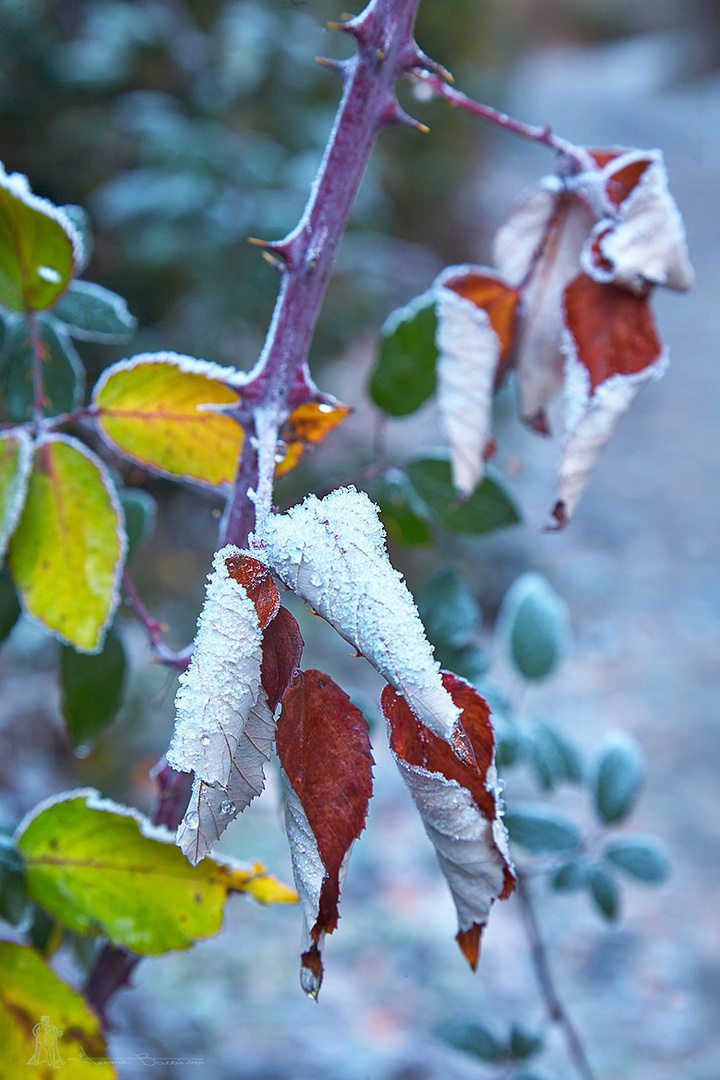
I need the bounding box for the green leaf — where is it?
[0,428,33,557]
[528,721,583,791]
[0,835,27,926]
[509,1024,542,1061]
[50,280,137,342]
[59,204,92,271]
[0,166,80,312]
[503,804,582,854]
[551,859,589,892]
[436,1018,504,1062]
[603,836,669,884]
[15,790,296,955]
[418,566,480,650]
[8,435,126,652]
[59,629,126,748]
[406,455,520,535]
[119,488,157,560]
[588,865,620,921]
[0,942,113,1078]
[375,470,433,546]
[0,313,84,422]
[369,293,438,416]
[499,573,569,681]
[593,733,645,825]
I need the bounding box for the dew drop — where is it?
[74,745,91,760]
[317,403,333,414]
[185,811,199,828]
[201,735,210,746]
[220,799,236,815]
[38,265,61,283]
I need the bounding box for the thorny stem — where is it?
[220,0,436,550]
[515,872,598,1080]
[411,71,595,173]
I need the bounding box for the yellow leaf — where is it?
[0,428,33,557]
[93,353,244,487]
[275,399,351,478]
[0,165,81,312]
[16,790,296,956]
[0,942,114,1079]
[8,435,125,652]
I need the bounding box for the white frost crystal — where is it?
[168,545,274,863]
[260,487,461,742]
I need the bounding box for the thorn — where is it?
[380,99,429,133]
[376,48,385,62]
[402,44,454,85]
[315,55,345,77]
[247,236,269,249]
[261,251,282,271]
[247,235,295,266]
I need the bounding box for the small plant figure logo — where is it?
[27,1015,64,1069]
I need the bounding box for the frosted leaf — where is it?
[0,429,33,558]
[279,767,327,998]
[169,545,274,863]
[580,150,694,294]
[383,675,514,969]
[260,488,461,742]
[493,177,594,431]
[553,347,667,528]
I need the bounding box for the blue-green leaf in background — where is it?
[406,455,519,536]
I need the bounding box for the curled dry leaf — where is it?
[169,546,275,864]
[434,266,519,496]
[276,669,373,997]
[493,178,594,432]
[553,274,667,527]
[275,397,352,478]
[580,149,694,294]
[383,672,514,969]
[260,486,461,742]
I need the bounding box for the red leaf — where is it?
[276,669,374,995]
[383,673,514,970]
[605,156,652,207]
[224,552,279,629]
[563,273,662,391]
[444,269,519,374]
[261,606,304,711]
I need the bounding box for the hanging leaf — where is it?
[8,435,125,653]
[0,428,33,558]
[260,605,305,711]
[0,313,85,423]
[277,669,374,997]
[50,279,137,342]
[434,267,518,496]
[493,178,594,432]
[375,469,433,547]
[369,292,438,416]
[436,1018,504,1062]
[383,673,514,970]
[168,548,274,864]
[593,732,646,825]
[405,455,520,535]
[261,486,462,742]
[580,149,694,293]
[275,398,351,478]
[551,859,590,892]
[92,353,244,487]
[0,942,113,1079]
[59,629,126,748]
[498,572,570,681]
[0,164,82,313]
[603,836,669,884]
[15,790,296,954]
[552,274,667,527]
